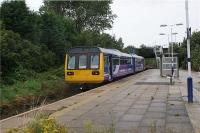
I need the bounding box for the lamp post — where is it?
[185,0,193,102]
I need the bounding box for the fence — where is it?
[162,57,179,77]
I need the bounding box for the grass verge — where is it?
[0,66,73,119]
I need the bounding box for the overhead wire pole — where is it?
[172,32,179,77]
[167,34,170,54]
[170,25,173,65]
[185,0,193,102]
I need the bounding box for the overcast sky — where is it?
[1,0,200,48]
[106,0,200,47]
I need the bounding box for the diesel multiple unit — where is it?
[65,47,144,84]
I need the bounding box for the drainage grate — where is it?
[135,82,170,85]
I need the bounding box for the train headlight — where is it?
[92,71,100,75]
[67,72,74,75]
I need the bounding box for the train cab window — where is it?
[79,55,87,69]
[104,56,109,66]
[68,55,76,69]
[91,54,99,69]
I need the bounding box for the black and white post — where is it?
[185,0,193,103]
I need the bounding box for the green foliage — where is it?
[191,31,200,49]
[1,66,65,104]
[0,1,41,43]
[137,44,155,58]
[6,118,68,133]
[191,46,200,71]
[123,45,136,54]
[43,1,116,32]
[40,11,76,61]
[74,31,124,50]
[123,44,155,58]
[145,58,157,69]
[175,31,200,71]
[0,29,56,84]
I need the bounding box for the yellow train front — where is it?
[65,47,105,84]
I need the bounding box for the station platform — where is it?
[1,69,200,133]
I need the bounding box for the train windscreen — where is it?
[90,54,99,69]
[68,55,76,69]
[67,54,99,70]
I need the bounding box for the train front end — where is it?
[65,47,104,84]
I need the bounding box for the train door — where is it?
[108,55,113,81]
[132,57,135,73]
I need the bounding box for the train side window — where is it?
[91,54,99,69]
[120,59,129,65]
[113,58,119,65]
[124,60,128,64]
[127,58,131,64]
[68,55,76,69]
[120,59,124,65]
[79,55,87,69]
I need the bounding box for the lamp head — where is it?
[160,24,167,27]
[172,32,178,35]
[176,23,183,26]
[159,33,166,35]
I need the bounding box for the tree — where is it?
[0,1,41,43]
[123,45,136,54]
[42,1,116,32]
[191,46,200,71]
[40,11,76,62]
[115,37,124,51]
[137,44,155,58]
[176,31,200,71]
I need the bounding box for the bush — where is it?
[191,46,200,71]
[145,58,157,69]
[0,29,56,83]
[1,66,65,105]
[6,118,68,133]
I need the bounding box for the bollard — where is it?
[170,66,174,85]
[170,77,172,85]
[187,77,193,102]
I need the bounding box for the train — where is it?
[65,46,145,84]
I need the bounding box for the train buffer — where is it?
[0,69,200,133]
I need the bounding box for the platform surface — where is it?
[1,69,200,133]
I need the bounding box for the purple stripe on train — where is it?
[104,64,138,81]
[112,65,133,78]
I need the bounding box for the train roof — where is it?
[68,46,132,57]
[68,46,143,58]
[99,47,132,57]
